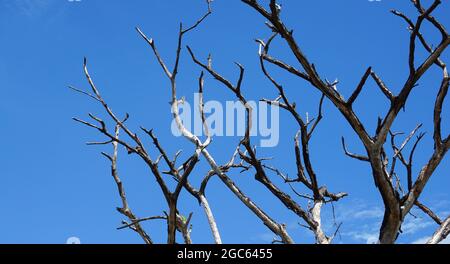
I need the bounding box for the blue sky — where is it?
[0,0,449,244]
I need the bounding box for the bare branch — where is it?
[347,67,372,106]
[108,125,153,244]
[414,200,442,225]
[341,137,369,161]
[391,9,445,69]
[427,215,450,244]
[370,71,395,102]
[117,216,166,230]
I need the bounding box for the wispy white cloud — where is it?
[412,236,430,244]
[335,200,384,222]
[286,198,449,244]
[339,220,380,244]
[323,200,383,243]
[352,208,384,219]
[439,211,450,219]
[332,199,442,243]
[342,216,435,244]
[411,235,450,244]
[257,232,276,243]
[441,236,450,244]
[1,0,55,17]
[431,199,450,210]
[402,217,434,235]
[342,231,378,244]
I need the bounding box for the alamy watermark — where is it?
[171,93,280,147]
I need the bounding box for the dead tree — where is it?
[241,0,449,244]
[72,0,449,244]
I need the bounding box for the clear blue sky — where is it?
[0,0,448,244]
